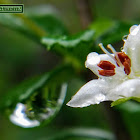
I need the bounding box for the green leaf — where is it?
[100,21,133,45]
[115,101,140,113]
[111,97,140,107]
[47,128,115,140]
[42,30,95,67]
[0,65,74,128]
[0,5,67,42]
[25,5,68,37]
[0,5,95,65]
[89,18,116,40]
[90,18,134,45]
[42,30,94,49]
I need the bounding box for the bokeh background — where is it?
[0,0,140,140]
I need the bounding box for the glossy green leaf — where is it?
[0,5,95,64]
[42,30,95,66]
[25,5,68,37]
[47,128,115,140]
[0,65,74,128]
[115,101,140,113]
[90,18,134,45]
[100,21,133,45]
[0,5,67,42]
[42,30,94,49]
[89,18,116,40]
[111,97,140,107]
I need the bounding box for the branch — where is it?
[76,0,93,29]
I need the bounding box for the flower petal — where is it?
[123,25,140,76]
[67,79,110,107]
[108,78,140,101]
[85,52,126,80]
[85,53,116,77]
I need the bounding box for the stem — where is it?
[76,1,131,140]
[76,0,93,29]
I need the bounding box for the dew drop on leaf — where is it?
[8,83,67,128]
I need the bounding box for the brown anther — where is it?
[97,60,116,70]
[116,52,131,75]
[98,70,115,76]
[97,60,116,76]
[123,61,131,75]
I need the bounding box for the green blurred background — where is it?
[0,0,140,140]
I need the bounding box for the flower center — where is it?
[98,43,131,76]
[97,60,116,76]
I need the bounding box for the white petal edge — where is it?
[67,79,110,108]
[107,78,140,101]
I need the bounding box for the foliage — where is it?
[0,1,139,140]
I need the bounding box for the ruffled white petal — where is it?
[123,24,140,76]
[85,53,115,76]
[85,52,126,80]
[108,79,140,101]
[67,79,110,107]
[85,52,101,76]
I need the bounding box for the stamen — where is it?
[97,60,116,77]
[98,43,115,61]
[98,43,131,75]
[98,70,115,76]
[98,60,115,70]
[107,44,124,67]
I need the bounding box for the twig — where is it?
[76,0,92,29]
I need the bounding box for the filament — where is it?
[98,43,124,68]
[107,44,124,67]
[98,43,116,61]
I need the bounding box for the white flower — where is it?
[67,25,140,108]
